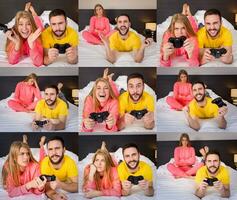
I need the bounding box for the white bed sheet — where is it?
[156,89,237,132]
[0,94,78,132]
[79,76,157,132]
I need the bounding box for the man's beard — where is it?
[118,26,129,36]
[126,159,139,170]
[207,165,220,175]
[49,153,64,165]
[129,92,143,102]
[53,28,66,37]
[207,27,221,38]
[194,93,205,103]
[46,98,57,106]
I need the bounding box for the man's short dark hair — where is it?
[47,136,65,148]
[49,9,67,21]
[127,73,144,84]
[192,81,205,89]
[44,85,59,94]
[205,150,221,162]
[204,9,222,21]
[122,143,140,155]
[116,13,131,22]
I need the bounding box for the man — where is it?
[42,9,78,65]
[117,143,154,196]
[32,85,68,131]
[41,136,78,200]
[184,82,227,131]
[198,9,233,65]
[118,73,155,130]
[101,14,152,63]
[195,151,230,198]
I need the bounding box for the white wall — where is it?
[79,0,156,9]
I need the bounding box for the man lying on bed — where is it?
[118,73,155,130]
[101,14,152,64]
[195,150,230,198]
[198,9,233,65]
[41,136,78,200]
[42,9,78,65]
[32,85,68,131]
[118,143,154,196]
[183,81,228,131]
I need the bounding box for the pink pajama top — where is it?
[173,82,193,102]
[173,146,196,167]
[7,16,44,67]
[13,81,41,108]
[5,162,44,197]
[89,16,110,36]
[83,165,121,196]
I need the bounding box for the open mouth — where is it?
[20,31,30,38]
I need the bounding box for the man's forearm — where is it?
[134,47,145,63]
[58,182,78,193]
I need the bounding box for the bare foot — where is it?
[199,148,205,157]
[101,141,106,150]
[29,4,37,16]
[25,2,31,12]
[57,82,63,91]
[103,68,109,79]
[39,136,46,147]
[204,146,209,154]
[23,134,28,144]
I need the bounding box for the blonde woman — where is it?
[160,13,199,67]
[2,141,47,197]
[5,2,43,66]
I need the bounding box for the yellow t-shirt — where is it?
[35,98,68,119]
[41,26,79,48]
[118,161,153,182]
[40,155,78,182]
[109,31,141,52]
[189,97,218,119]
[119,91,154,116]
[195,165,230,185]
[197,26,233,48]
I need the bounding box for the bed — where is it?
[157,10,237,67]
[156,89,237,132]
[79,75,157,132]
[0,92,78,132]
[78,147,158,199]
[78,26,158,67]
[156,157,237,200]
[0,11,79,67]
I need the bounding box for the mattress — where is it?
[0,93,78,132]
[79,75,157,132]
[156,89,237,132]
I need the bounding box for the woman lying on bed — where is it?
[2,138,47,198]
[166,69,193,110]
[5,2,43,67]
[8,73,41,112]
[167,133,204,178]
[83,142,121,198]
[81,69,119,132]
[160,13,199,67]
[82,4,113,45]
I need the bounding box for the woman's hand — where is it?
[162,42,174,61]
[183,38,195,59]
[84,118,95,130]
[88,164,97,181]
[6,30,21,51]
[27,27,41,49]
[105,113,115,129]
[25,176,47,191]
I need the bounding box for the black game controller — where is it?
[0,23,11,33]
[212,97,227,108]
[89,111,109,123]
[35,120,48,127]
[53,43,71,54]
[203,177,218,186]
[127,175,144,185]
[130,109,148,119]
[40,174,56,182]
[210,48,227,58]
[168,36,187,48]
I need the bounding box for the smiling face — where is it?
[95,81,110,103]
[50,15,67,37]
[205,154,220,175]
[17,17,32,39]
[47,140,65,165]
[44,88,57,106]
[192,83,205,103]
[123,147,140,170]
[204,14,221,37]
[117,15,130,36]
[17,147,30,168]
[127,78,144,102]
[174,21,187,37]
[94,153,106,173]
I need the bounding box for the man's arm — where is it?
[195,181,208,198]
[216,106,228,129]
[144,181,154,196]
[57,176,78,193]
[133,38,152,63]
[66,46,78,64]
[43,48,59,65]
[143,112,154,129]
[101,35,117,63]
[183,107,200,131]
[49,115,67,130]
[220,46,233,64]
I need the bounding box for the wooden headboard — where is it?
[0,0,78,24]
[157,0,237,26]
[79,9,157,34]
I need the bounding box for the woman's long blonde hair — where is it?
[94,4,106,17]
[83,149,115,190]
[2,141,37,187]
[85,78,117,112]
[23,73,37,82]
[5,11,38,52]
[167,13,196,37]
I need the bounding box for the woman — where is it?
[166,69,193,110]
[160,13,199,67]
[83,143,121,198]
[82,69,119,132]
[167,133,204,178]
[5,2,43,66]
[2,141,47,197]
[8,73,41,112]
[82,4,111,45]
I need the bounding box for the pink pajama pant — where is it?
[8,100,38,112]
[166,96,190,110]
